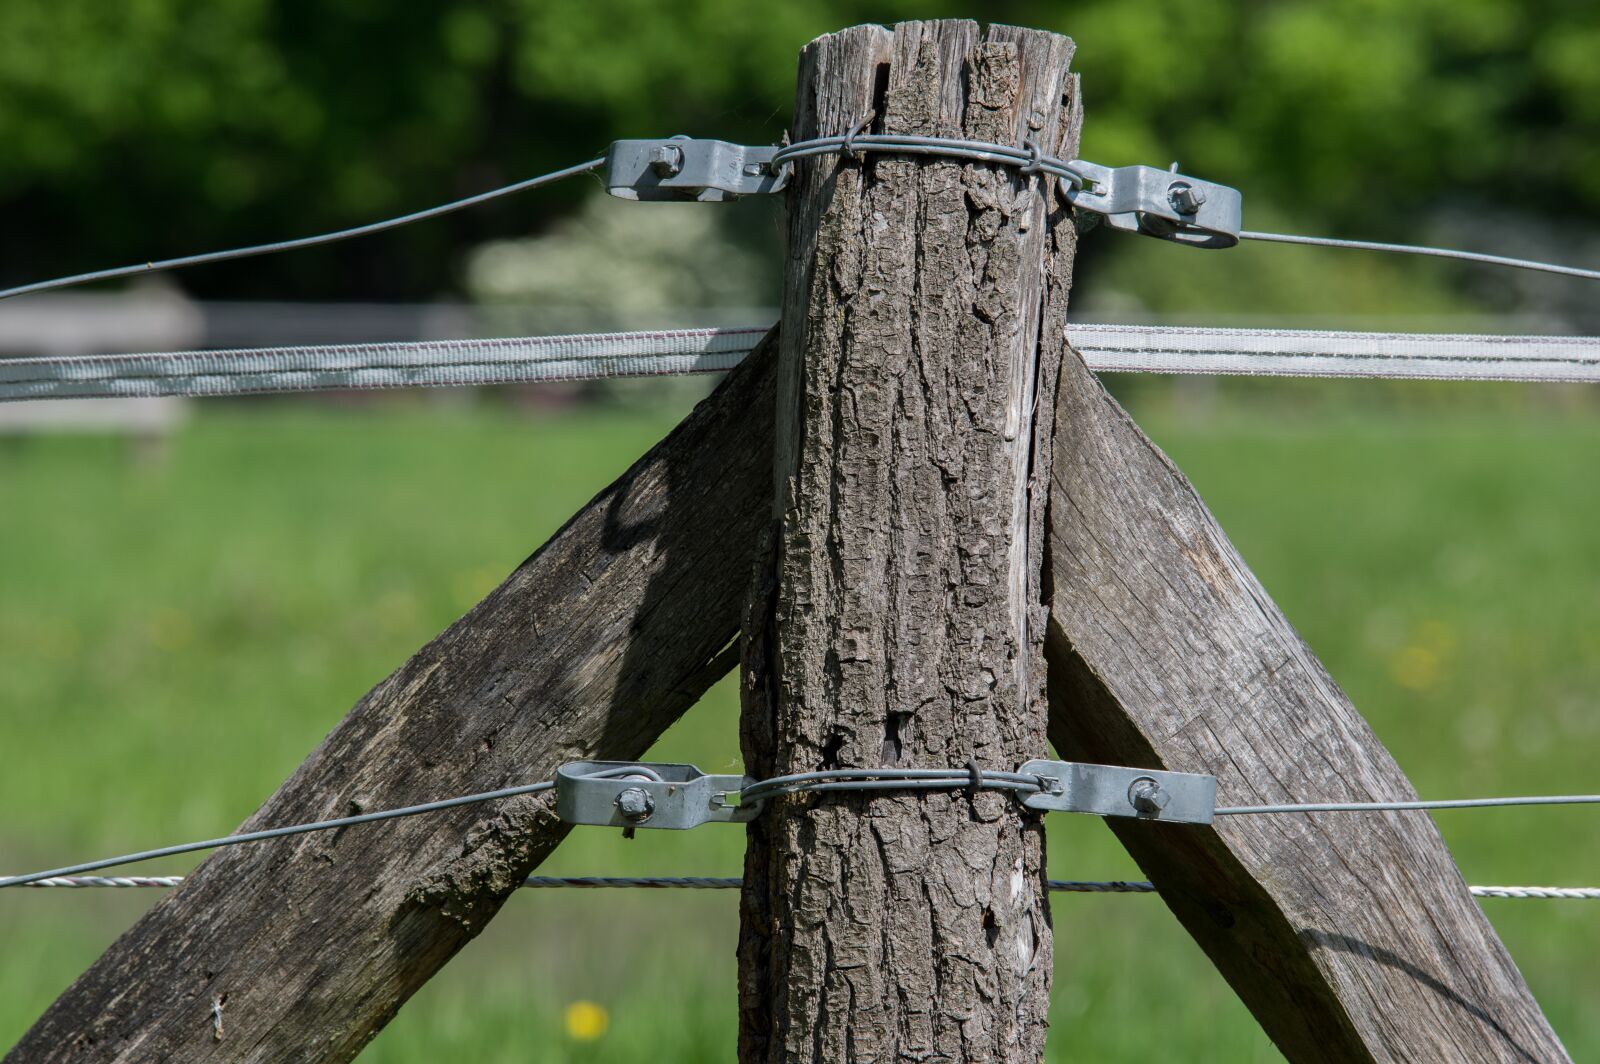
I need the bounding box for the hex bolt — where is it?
[1168,181,1207,214]
[647,144,684,177]
[615,786,656,823]
[1128,777,1170,817]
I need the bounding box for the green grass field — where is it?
[2,385,1597,1061]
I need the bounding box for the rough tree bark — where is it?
[1043,348,1569,1062]
[8,334,779,1063]
[739,21,1080,1063]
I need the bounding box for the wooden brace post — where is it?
[7,336,779,1063]
[1044,347,1569,1062]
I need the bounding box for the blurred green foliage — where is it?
[1,0,1596,300]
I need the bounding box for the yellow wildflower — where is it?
[563,1000,609,1042]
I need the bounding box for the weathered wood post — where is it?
[738,21,1080,1062]
[1042,353,1572,1062]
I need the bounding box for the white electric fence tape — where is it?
[1073,324,1600,383]
[2,323,1597,403]
[0,328,766,402]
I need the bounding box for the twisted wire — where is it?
[11,875,1594,900]
[772,133,1088,189]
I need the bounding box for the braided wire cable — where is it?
[10,875,1595,900]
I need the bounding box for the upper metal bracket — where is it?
[1063,163,1242,249]
[605,138,788,202]
[1020,760,1217,824]
[555,760,760,830]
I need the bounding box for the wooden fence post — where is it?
[738,21,1080,1062]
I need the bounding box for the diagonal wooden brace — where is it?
[7,334,779,1064]
[1043,345,1568,1063]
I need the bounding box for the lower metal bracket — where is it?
[556,761,760,831]
[605,138,788,202]
[1020,760,1217,824]
[1062,163,1242,249]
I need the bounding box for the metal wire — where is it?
[6,127,1597,310]
[1240,230,1600,284]
[739,767,1045,805]
[772,133,1088,189]
[0,159,605,303]
[11,874,1596,900]
[4,766,1598,889]
[0,782,555,888]
[1216,795,1600,816]
[778,134,1600,284]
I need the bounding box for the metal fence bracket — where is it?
[1020,760,1218,823]
[605,138,788,202]
[555,761,760,830]
[1063,163,1242,249]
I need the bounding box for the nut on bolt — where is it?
[615,786,655,823]
[647,144,684,177]
[1168,181,1207,214]
[1128,777,1170,817]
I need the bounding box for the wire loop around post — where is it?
[841,112,874,160]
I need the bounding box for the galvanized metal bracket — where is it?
[555,760,760,831]
[604,136,1239,248]
[605,138,788,202]
[1020,760,1217,824]
[1062,162,1242,249]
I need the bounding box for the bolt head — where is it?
[1168,182,1207,214]
[1128,777,1171,816]
[616,786,655,823]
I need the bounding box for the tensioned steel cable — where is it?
[0,768,1042,887]
[0,782,553,888]
[1215,795,1600,815]
[3,766,1598,889]
[0,159,604,303]
[1240,230,1600,284]
[773,131,1600,282]
[4,323,1597,403]
[6,129,1600,304]
[13,874,1596,899]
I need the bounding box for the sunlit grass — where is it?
[1,387,1596,1060]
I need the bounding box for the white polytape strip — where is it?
[3,324,1597,402]
[1072,324,1600,384]
[0,328,767,401]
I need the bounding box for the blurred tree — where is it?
[0,0,1594,302]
